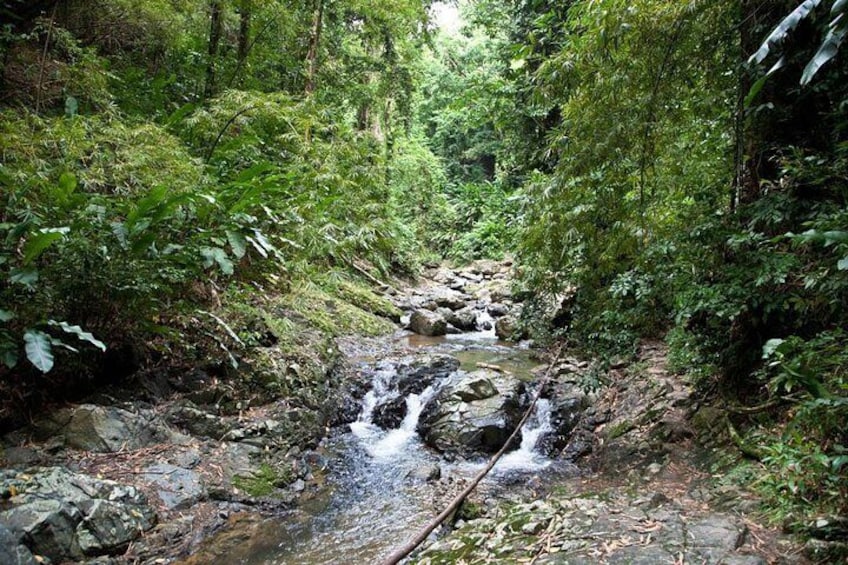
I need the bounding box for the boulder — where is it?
[446,307,478,332]
[430,288,471,311]
[372,396,406,429]
[537,382,591,455]
[0,525,36,565]
[0,467,156,561]
[35,404,177,453]
[166,402,232,439]
[409,310,447,337]
[487,302,510,318]
[418,370,528,456]
[139,463,205,510]
[394,354,460,397]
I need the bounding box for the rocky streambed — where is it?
[0,261,812,564]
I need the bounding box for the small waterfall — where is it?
[493,398,553,473]
[349,366,396,439]
[368,386,436,460]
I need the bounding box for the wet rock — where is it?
[0,467,156,561]
[0,524,36,565]
[419,370,527,456]
[407,464,441,483]
[139,463,205,510]
[370,354,460,428]
[537,384,591,455]
[394,354,461,397]
[432,289,471,311]
[2,498,82,560]
[446,307,478,332]
[487,303,510,318]
[409,310,447,337]
[34,404,177,453]
[372,396,406,429]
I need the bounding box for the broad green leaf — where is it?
[9,267,39,289]
[801,23,847,84]
[762,338,786,359]
[200,246,234,275]
[48,320,107,351]
[22,227,70,265]
[1,348,17,369]
[24,330,54,373]
[838,255,848,270]
[750,0,822,65]
[0,309,14,322]
[50,338,79,354]
[226,230,248,259]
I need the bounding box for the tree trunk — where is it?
[304,0,324,95]
[204,0,223,100]
[237,0,251,71]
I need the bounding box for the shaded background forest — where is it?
[0,0,846,531]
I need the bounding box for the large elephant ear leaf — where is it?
[48,320,107,351]
[24,330,54,373]
[801,18,847,84]
[750,0,823,65]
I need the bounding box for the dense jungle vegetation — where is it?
[0,0,845,534]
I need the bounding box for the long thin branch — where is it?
[35,4,58,113]
[379,345,566,565]
[204,105,255,162]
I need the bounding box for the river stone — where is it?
[0,467,157,561]
[1,498,82,560]
[432,289,471,311]
[35,404,175,452]
[453,376,498,401]
[394,354,460,396]
[139,463,205,510]
[418,370,527,456]
[166,402,232,439]
[75,499,154,555]
[372,396,406,429]
[487,302,510,318]
[446,307,478,332]
[0,524,36,565]
[409,310,447,336]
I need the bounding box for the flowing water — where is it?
[222,329,556,565]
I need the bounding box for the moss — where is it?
[282,283,395,337]
[233,463,292,497]
[333,279,402,321]
[605,420,634,440]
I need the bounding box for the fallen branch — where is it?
[379,345,565,565]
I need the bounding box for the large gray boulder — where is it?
[445,307,478,332]
[34,404,178,452]
[0,525,36,565]
[418,370,528,456]
[409,309,447,336]
[0,467,156,561]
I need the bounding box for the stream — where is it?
[221,326,559,564]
